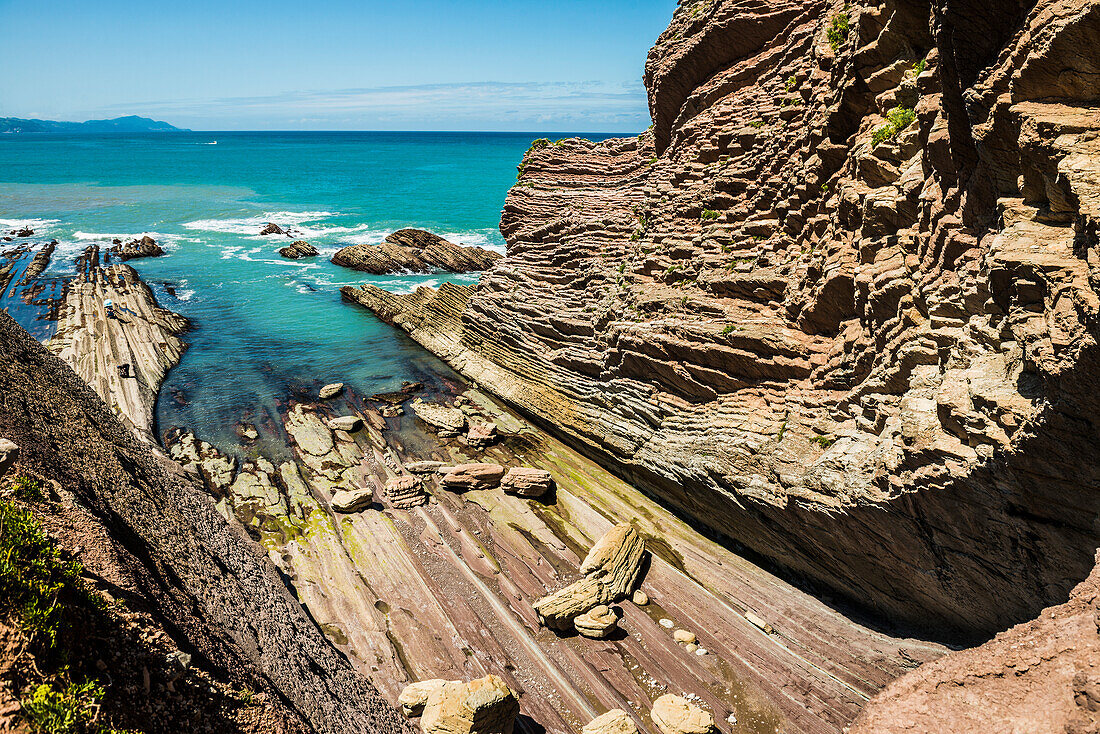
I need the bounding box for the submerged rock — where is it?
[330,486,374,513]
[279,240,318,258]
[582,709,639,734]
[420,675,519,734]
[500,467,553,498]
[410,399,467,435]
[650,695,716,734]
[439,463,505,491]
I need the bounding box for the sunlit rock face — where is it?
[344,0,1100,641]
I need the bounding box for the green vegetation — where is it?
[810,435,836,449]
[777,420,788,442]
[22,679,120,734]
[785,75,798,92]
[10,476,45,502]
[871,106,916,146]
[911,57,927,76]
[700,209,720,220]
[721,323,740,335]
[527,138,550,153]
[748,119,766,129]
[828,8,850,51]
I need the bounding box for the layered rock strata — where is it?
[49,256,189,442]
[333,229,502,274]
[344,0,1100,639]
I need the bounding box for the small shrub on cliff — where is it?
[527,138,550,153]
[9,475,46,502]
[810,435,836,449]
[22,679,106,734]
[828,9,850,51]
[785,75,798,92]
[871,106,916,146]
[748,119,765,129]
[700,209,719,220]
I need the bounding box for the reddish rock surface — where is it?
[852,552,1100,734]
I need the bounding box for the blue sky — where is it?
[0,0,673,131]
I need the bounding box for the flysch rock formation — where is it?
[163,383,948,734]
[342,0,1100,642]
[0,311,413,734]
[48,247,189,442]
[333,228,502,275]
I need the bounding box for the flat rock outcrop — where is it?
[343,0,1100,641]
[332,229,501,274]
[439,463,505,491]
[280,240,318,258]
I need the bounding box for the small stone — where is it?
[574,604,619,639]
[330,486,374,512]
[500,467,554,498]
[440,463,505,491]
[0,439,19,478]
[466,421,498,448]
[685,643,698,653]
[632,590,649,606]
[319,383,344,399]
[582,709,639,734]
[399,679,447,716]
[651,694,716,734]
[328,415,363,432]
[695,648,708,656]
[673,629,697,645]
[660,618,674,629]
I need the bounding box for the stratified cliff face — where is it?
[344,0,1100,640]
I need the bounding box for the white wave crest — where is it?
[0,217,60,234]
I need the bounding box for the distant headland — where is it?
[0,115,186,134]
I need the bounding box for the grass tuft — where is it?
[871,106,916,146]
[828,8,850,51]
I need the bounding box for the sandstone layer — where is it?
[344,0,1100,640]
[333,229,502,275]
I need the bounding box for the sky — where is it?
[0,0,674,132]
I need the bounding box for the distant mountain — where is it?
[0,115,187,134]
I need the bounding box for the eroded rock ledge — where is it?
[344,0,1100,641]
[332,229,502,275]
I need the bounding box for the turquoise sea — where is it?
[0,131,620,454]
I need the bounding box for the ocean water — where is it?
[0,131,620,455]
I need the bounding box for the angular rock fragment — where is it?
[580,523,646,598]
[279,240,318,258]
[582,709,639,734]
[420,675,519,734]
[533,575,612,631]
[386,475,428,509]
[439,463,504,491]
[399,678,447,716]
[260,223,285,236]
[465,421,497,448]
[406,461,446,474]
[574,604,619,639]
[319,382,344,399]
[500,467,553,498]
[651,695,716,734]
[330,486,374,513]
[327,415,363,433]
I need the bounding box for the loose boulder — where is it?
[574,604,619,639]
[279,240,318,258]
[465,421,498,448]
[387,475,428,509]
[399,679,447,716]
[319,383,344,399]
[440,463,505,491]
[110,235,164,261]
[420,675,519,734]
[407,461,447,474]
[260,223,286,236]
[328,415,363,433]
[582,709,639,734]
[0,438,19,478]
[330,486,374,513]
[500,467,553,498]
[650,695,716,734]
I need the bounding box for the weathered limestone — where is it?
[500,467,553,498]
[650,695,716,734]
[331,486,374,513]
[48,259,189,443]
[582,710,639,734]
[574,605,619,639]
[319,383,344,399]
[386,475,428,509]
[332,229,502,275]
[411,399,467,436]
[439,463,505,492]
[419,675,519,734]
[533,523,646,629]
[328,415,363,433]
[400,679,447,717]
